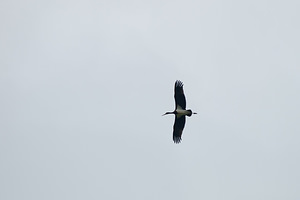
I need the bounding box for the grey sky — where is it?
[1,0,300,200]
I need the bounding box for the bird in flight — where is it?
[163,80,197,143]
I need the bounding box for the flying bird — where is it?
[163,80,197,143]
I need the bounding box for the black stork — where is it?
[163,80,197,143]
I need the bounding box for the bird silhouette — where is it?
[163,80,197,143]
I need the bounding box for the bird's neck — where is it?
[166,112,174,115]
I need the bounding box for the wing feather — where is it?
[173,115,186,143]
[174,80,186,109]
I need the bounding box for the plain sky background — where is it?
[1,0,300,199]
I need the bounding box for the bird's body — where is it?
[163,80,197,143]
[175,106,192,116]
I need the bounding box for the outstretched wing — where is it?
[173,115,186,143]
[174,80,186,109]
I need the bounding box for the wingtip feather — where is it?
[173,136,182,144]
[175,80,184,87]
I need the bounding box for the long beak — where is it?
[162,113,167,116]
[193,112,197,114]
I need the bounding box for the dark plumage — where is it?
[163,80,197,143]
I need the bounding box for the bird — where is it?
[163,80,197,143]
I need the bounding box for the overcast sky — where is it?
[1,0,300,200]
